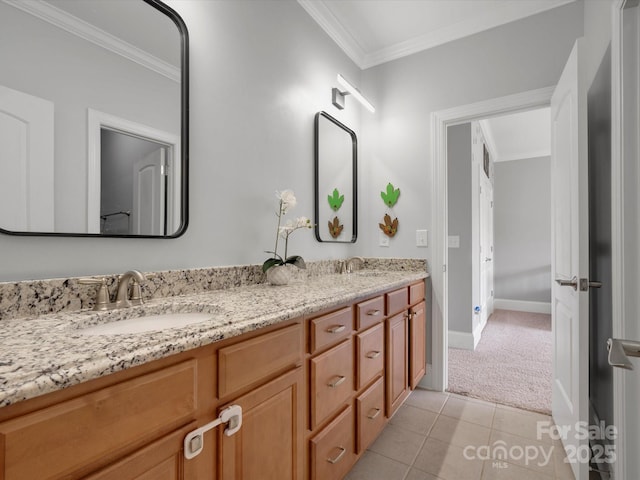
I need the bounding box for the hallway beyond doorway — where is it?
[447,309,552,414]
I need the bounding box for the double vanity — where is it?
[0,260,428,480]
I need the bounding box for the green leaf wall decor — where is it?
[380,182,400,207]
[327,188,345,211]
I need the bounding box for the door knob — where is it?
[579,278,602,290]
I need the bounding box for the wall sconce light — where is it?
[332,74,375,113]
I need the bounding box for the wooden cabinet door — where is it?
[409,301,427,390]
[385,312,409,417]
[219,368,303,480]
[86,422,216,480]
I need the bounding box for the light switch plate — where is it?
[448,235,460,248]
[379,231,389,247]
[416,229,428,247]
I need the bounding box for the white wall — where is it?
[0,0,587,283]
[359,1,583,263]
[493,157,552,304]
[0,0,362,281]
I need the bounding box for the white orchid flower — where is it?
[277,189,297,213]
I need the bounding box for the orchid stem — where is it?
[273,200,283,261]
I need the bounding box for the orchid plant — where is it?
[263,190,312,273]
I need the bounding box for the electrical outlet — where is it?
[416,229,428,247]
[379,231,389,247]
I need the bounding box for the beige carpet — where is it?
[447,309,552,414]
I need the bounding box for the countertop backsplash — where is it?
[0,258,427,322]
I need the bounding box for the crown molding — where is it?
[299,0,576,70]
[297,0,366,69]
[3,0,180,83]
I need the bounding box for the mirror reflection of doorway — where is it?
[100,129,169,235]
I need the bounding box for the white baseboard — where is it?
[494,298,551,314]
[448,330,475,350]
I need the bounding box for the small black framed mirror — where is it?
[314,111,357,243]
[0,0,188,238]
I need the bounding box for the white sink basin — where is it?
[79,312,214,335]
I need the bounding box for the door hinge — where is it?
[443,264,447,273]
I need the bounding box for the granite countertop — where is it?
[0,270,427,408]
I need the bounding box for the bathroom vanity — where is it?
[0,265,428,479]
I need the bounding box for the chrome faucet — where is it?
[340,256,365,274]
[115,270,146,308]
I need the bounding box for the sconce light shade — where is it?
[332,74,375,113]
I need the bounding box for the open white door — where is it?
[550,39,589,479]
[479,172,494,327]
[132,148,166,236]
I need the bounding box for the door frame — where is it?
[428,86,554,391]
[87,109,180,234]
[611,1,635,478]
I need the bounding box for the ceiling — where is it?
[480,108,551,163]
[298,0,558,162]
[297,0,575,70]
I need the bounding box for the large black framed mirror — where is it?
[314,111,357,243]
[0,0,188,238]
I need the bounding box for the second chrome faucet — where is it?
[79,270,146,311]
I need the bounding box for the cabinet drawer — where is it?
[309,306,353,354]
[356,323,384,390]
[356,377,385,454]
[355,296,384,331]
[0,361,197,480]
[310,406,356,480]
[409,281,425,305]
[218,324,302,398]
[386,287,408,316]
[310,339,354,429]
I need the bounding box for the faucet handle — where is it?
[129,279,145,306]
[78,278,111,311]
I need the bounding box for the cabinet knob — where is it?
[366,351,381,359]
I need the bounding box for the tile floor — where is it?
[345,389,575,480]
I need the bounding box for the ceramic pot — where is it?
[266,265,291,285]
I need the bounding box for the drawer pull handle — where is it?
[367,408,381,420]
[327,325,346,334]
[328,375,346,388]
[366,309,381,316]
[327,446,346,464]
[366,351,381,359]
